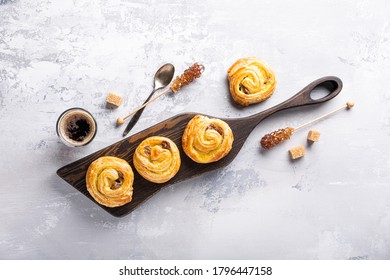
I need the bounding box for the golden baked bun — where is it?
[182,115,234,163]
[133,136,181,183]
[227,57,276,106]
[86,156,134,207]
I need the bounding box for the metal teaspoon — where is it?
[122,63,175,137]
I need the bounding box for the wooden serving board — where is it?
[57,76,342,217]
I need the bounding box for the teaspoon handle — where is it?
[122,88,158,137]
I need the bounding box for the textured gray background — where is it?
[1,0,390,259]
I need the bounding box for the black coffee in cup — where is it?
[57,108,97,147]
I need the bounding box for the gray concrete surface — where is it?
[1,0,390,259]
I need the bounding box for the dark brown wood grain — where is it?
[57,76,343,217]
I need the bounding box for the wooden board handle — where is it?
[245,76,343,126]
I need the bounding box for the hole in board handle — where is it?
[310,80,338,100]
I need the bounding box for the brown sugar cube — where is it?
[106,92,123,107]
[289,145,305,160]
[307,130,321,142]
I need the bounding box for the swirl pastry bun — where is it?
[86,156,134,208]
[133,136,181,183]
[182,115,234,163]
[227,57,276,106]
